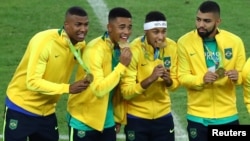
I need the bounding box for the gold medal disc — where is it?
[85,73,94,83]
[155,41,167,48]
[215,67,225,78]
[118,41,129,49]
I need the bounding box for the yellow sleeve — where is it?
[177,38,205,90]
[26,34,70,95]
[166,39,179,91]
[243,58,250,113]
[83,39,126,98]
[120,40,146,100]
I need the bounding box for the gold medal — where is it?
[84,73,94,83]
[155,41,166,48]
[118,41,129,49]
[215,67,225,78]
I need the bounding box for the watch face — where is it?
[85,73,94,83]
[215,67,225,78]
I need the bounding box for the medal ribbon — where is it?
[141,36,164,61]
[203,44,223,69]
[68,39,91,74]
[154,48,160,60]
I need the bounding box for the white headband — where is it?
[143,21,167,30]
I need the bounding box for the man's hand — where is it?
[150,64,165,82]
[203,71,219,84]
[140,64,165,89]
[115,123,121,133]
[120,47,132,67]
[69,78,90,94]
[161,68,173,87]
[225,69,238,82]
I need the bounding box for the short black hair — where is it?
[145,11,166,23]
[108,7,132,22]
[198,1,220,16]
[65,6,87,17]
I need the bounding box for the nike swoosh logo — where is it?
[190,53,196,56]
[55,55,60,58]
[169,128,174,133]
[141,64,147,66]
[55,127,58,130]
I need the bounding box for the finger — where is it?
[121,50,130,56]
[165,68,170,72]
[213,73,219,79]
[122,47,130,53]
[157,64,164,68]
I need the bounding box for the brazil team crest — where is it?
[163,57,171,68]
[189,128,197,139]
[77,130,86,138]
[127,130,135,141]
[9,119,18,130]
[224,48,232,60]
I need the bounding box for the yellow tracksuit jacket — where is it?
[116,36,179,124]
[67,35,126,131]
[177,29,246,118]
[6,29,85,116]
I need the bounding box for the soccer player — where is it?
[119,11,179,141]
[66,7,132,141]
[177,1,246,141]
[3,6,90,141]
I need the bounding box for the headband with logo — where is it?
[143,21,167,30]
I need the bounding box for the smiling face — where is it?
[107,17,132,44]
[64,14,89,45]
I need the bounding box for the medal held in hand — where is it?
[118,41,130,49]
[203,44,224,78]
[68,38,94,83]
[84,73,94,83]
[215,67,225,78]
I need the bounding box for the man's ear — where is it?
[107,23,112,32]
[216,18,221,26]
[64,21,68,30]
